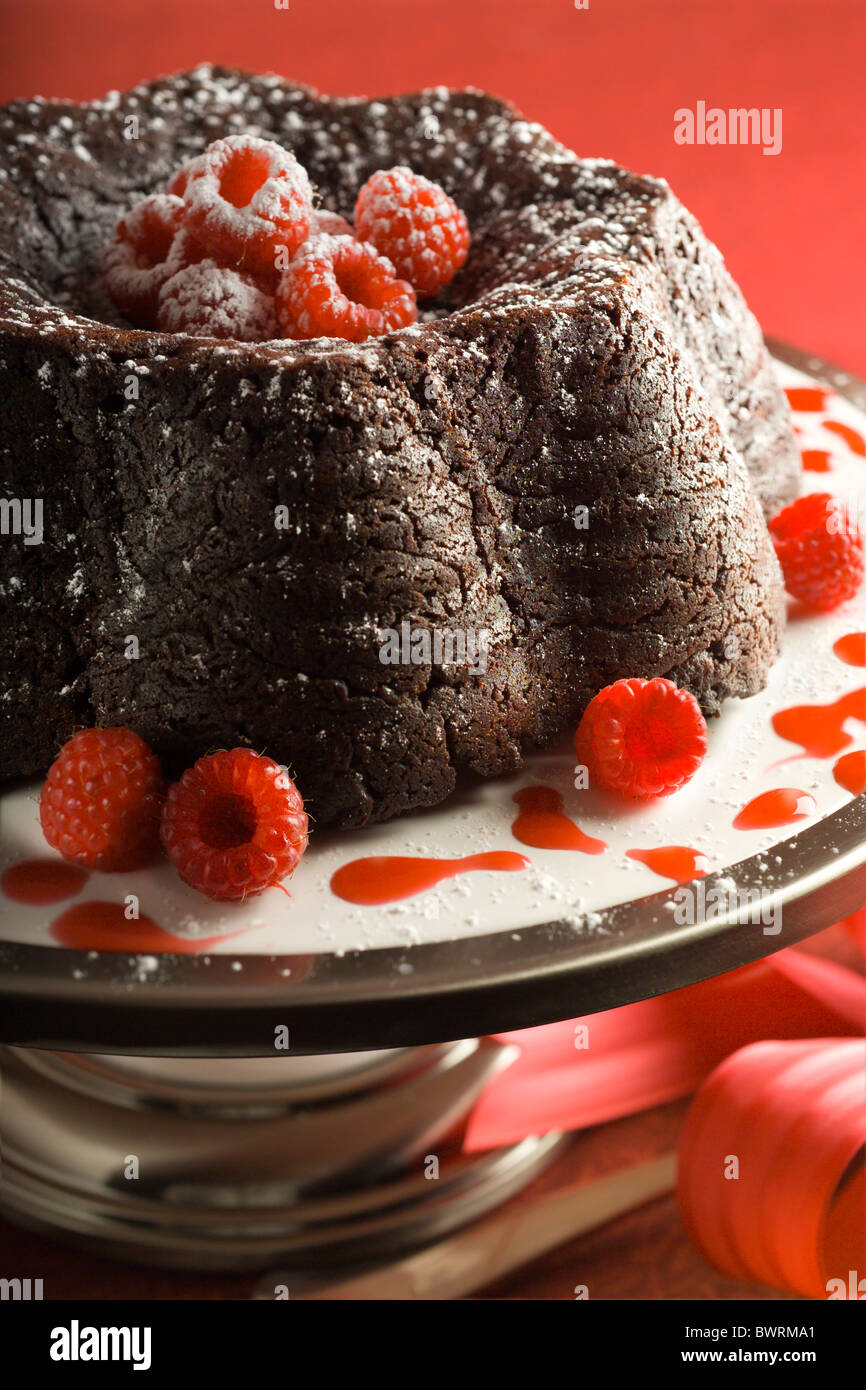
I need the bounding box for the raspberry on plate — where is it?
[160,749,309,901]
[157,260,278,341]
[354,166,470,296]
[769,492,864,611]
[275,234,417,342]
[40,728,165,871]
[181,134,313,277]
[575,677,708,799]
[103,193,186,327]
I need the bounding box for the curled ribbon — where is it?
[464,932,865,1298]
[677,1039,865,1299]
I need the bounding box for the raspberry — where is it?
[166,154,207,198]
[181,135,313,277]
[157,260,278,341]
[40,728,165,871]
[103,193,186,326]
[275,234,416,342]
[575,677,708,799]
[354,166,470,296]
[160,749,308,901]
[313,208,355,238]
[166,225,210,268]
[769,492,864,611]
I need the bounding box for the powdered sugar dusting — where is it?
[182,133,313,275]
[157,259,278,340]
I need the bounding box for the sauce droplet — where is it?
[2,858,89,905]
[511,786,607,854]
[626,846,710,882]
[833,750,866,796]
[330,851,531,906]
[833,633,866,667]
[784,387,830,412]
[823,420,866,456]
[733,788,817,830]
[772,689,865,760]
[50,900,242,954]
[801,449,832,473]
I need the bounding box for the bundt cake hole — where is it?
[40,181,501,335]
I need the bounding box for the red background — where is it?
[0,1,863,1301]
[0,0,863,373]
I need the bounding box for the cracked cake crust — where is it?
[0,67,798,826]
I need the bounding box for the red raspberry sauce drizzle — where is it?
[784,387,830,412]
[823,421,866,456]
[2,858,88,905]
[511,786,607,853]
[833,751,866,795]
[772,689,865,759]
[733,788,817,830]
[801,450,832,473]
[50,900,243,954]
[833,633,866,667]
[330,851,530,905]
[626,846,709,883]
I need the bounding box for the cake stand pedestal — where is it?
[0,1040,565,1271]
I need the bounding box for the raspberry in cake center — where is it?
[218,144,273,209]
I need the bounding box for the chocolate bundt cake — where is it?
[0,67,799,827]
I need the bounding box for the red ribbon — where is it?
[464,948,864,1151]
[677,1039,865,1298]
[464,933,865,1298]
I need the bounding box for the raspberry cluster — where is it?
[103,136,470,344]
[40,730,308,902]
